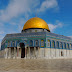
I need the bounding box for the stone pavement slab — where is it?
[0,58,72,72]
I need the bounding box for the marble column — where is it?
[8,48,11,59]
[25,47,27,59]
[59,41,60,57]
[66,43,67,57]
[29,47,30,59]
[55,41,57,57]
[17,47,19,58]
[13,47,16,59]
[34,47,36,58]
[38,47,39,58]
[7,48,9,58]
[44,47,45,57]
[5,48,8,59]
[69,44,70,57]
[19,48,21,58]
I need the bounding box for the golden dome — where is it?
[23,17,50,31]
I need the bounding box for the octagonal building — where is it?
[1,17,72,59]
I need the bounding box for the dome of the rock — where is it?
[23,17,50,31]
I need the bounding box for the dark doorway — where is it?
[61,51,63,56]
[20,43,25,58]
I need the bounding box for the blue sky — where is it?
[0,0,72,47]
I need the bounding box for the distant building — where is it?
[1,17,72,59]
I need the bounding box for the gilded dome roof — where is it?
[23,17,50,31]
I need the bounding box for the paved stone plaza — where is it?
[0,59,72,72]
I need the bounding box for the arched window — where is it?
[56,41,59,48]
[64,42,66,49]
[24,40,27,45]
[41,40,44,47]
[5,43,7,47]
[60,42,63,49]
[17,40,20,44]
[17,40,20,46]
[29,40,33,47]
[67,43,69,49]
[48,40,50,47]
[71,44,72,49]
[70,44,72,49]
[70,44,71,49]
[52,41,55,48]
[8,41,10,47]
[35,40,39,47]
[12,41,15,47]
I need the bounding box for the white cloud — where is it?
[37,0,58,12]
[0,42,1,50]
[0,35,4,39]
[10,22,17,25]
[48,21,63,32]
[0,0,39,21]
[68,36,72,39]
[0,0,59,22]
[0,31,5,34]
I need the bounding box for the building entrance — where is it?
[20,43,25,58]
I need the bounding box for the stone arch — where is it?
[47,39,51,48]
[16,41,26,58]
[35,40,39,47]
[29,40,33,47]
[56,41,59,48]
[60,42,63,49]
[7,41,10,47]
[24,40,27,46]
[17,41,25,47]
[67,43,69,49]
[41,39,44,47]
[71,44,72,49]
[19,42,25,58]
[52,40,55,48]
[17,40,20,47]
[64,42,66,49]
[12,41,15,47]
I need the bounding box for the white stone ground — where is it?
[0,58,72,72]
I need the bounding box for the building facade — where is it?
[1,17,72,59]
